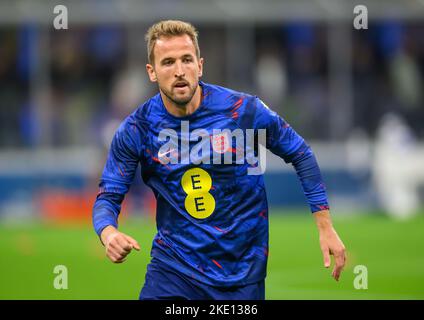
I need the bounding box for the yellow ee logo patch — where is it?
[181,168,215,219]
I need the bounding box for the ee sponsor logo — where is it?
[181,168,215,219]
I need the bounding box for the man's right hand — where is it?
[100,225,141,263]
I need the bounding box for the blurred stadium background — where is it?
[0,0,423,299]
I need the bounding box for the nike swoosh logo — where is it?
[158,148,175,158]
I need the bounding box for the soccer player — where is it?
[92,20,346,300]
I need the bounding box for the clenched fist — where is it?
[100,226,140,263]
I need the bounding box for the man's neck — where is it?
[161,85,202,117]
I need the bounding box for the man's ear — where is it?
[146,63,157,82]
[198,57,204,78]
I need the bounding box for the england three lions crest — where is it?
[211,132,230,154]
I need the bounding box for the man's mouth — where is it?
[174,81,189,89]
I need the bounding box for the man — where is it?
[92,20,346,300]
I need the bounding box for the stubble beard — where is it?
[160,81,198,107]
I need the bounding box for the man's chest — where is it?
[143,114,246,169]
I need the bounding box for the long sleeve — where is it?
[254,98,329,213]
[92,117,141,236]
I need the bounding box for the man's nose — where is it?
[175,61,185,77]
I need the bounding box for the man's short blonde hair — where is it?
[145,20,200,65]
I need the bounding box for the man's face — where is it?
[146,34,203,106]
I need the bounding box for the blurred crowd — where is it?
[0,21,423,149]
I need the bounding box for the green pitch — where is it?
[0,210,423,299]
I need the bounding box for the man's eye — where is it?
[163,60,173,65]
[183,58,193,63]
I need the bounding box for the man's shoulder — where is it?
[132,93,162,121]
[116,93,161,135]
[203,81,256,100]
[202,82,260,114]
